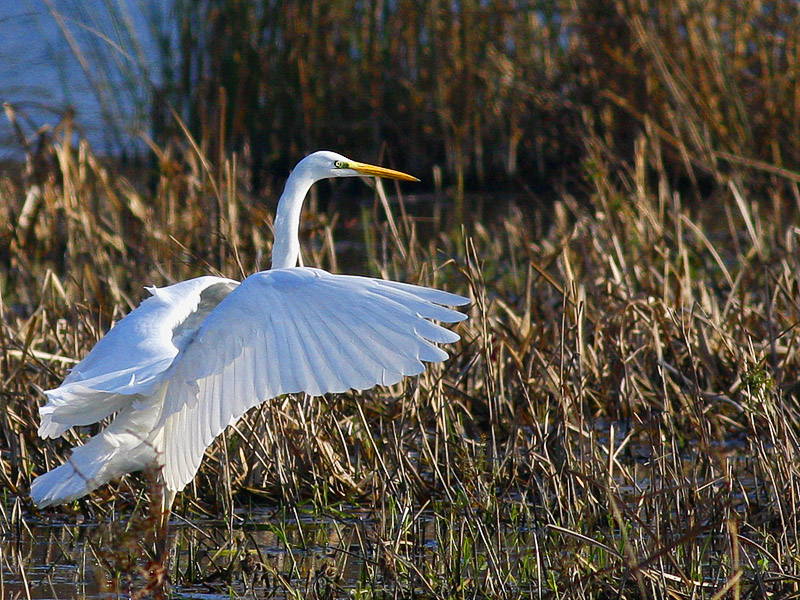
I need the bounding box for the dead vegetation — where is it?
[1,112,799,598]
[2,0,800,597]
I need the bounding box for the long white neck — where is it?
[270,167,316,269]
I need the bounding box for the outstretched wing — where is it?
[39,276,239,438]
[159,267,469,491]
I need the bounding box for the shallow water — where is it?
[0,0,165,158]
[4,503,540,598]
[4,506,365,598]
[1,423,774,599]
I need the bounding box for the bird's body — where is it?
[30,151,468,508]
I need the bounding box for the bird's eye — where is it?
[334,160,345,169]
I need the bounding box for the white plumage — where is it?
[30,151,468,508]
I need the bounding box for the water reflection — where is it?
[4,418,767,597]
[5,506,349,598]
[4,505,477,598]
[5,499,545,598]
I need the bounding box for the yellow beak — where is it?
[349,161,420,182]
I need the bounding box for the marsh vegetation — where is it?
[2,1,800,598]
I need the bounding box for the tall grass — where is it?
[149,0,800,200]
[2,0,800,597]
[2,106,800,597]
[12,2,800,196]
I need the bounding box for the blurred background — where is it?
[4,0,799,202]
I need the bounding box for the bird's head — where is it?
[271,150,419,268]
[297,150,420,183]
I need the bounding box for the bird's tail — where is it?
[30,426,157,507]
[30,439,113,507]
[31,390,166,508]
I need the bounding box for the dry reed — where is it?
[2,0,800,597]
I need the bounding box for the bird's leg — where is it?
[134,475,175,600]
[155,486,176,564]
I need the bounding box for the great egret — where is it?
[30,151,469,509]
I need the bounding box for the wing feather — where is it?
[39,276,239,438]
[366,285,468,323]
[375,278,471,308]
[261,326,280,399]
[304,294,394,384]
[346,303,430,370]
[207,374,220,445]
[232,345,253,418]
[284,304,333,395]
[281,301,322,395]
[272,299,303,393]
[193,401,205,475]
[298,299,370,391]
[159,267,469,491]
[355,295,439,356]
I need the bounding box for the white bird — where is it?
[30,151,468,510]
